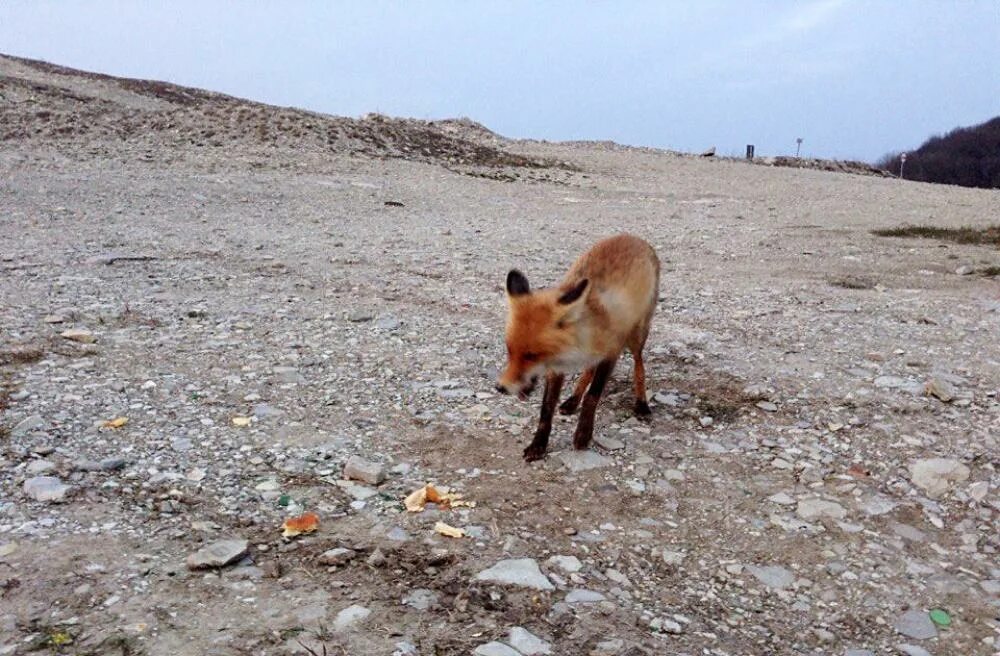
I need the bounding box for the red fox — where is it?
[497,234,660,461]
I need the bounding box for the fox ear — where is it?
[558,278,589,305]
[506,269,530,296]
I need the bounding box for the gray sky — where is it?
[2,1,998,161]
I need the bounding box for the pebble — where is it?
[23,476,71,502]
[909,458,970,498]
[473,642,520,656]
[756,401,778,412]
[401,588,438,610]
[594,434,624,450]
[11,414,44,437]
[185,539,249,570]
[924,377,956,402]
[25,460,55,475]
[60,328,96,343]
[746,564,794,590]
[565,589,606,603]
[547,555,582,573]
[843,650,874,656]
[333,604,371,631]
[897,644,932,656]
[796,498,847,520]
[475,558,554,591]
[556,450,612,472]
[342,455,386,485]
[508,626,552,655]
[318,548,356,566]
[893,609,937,640]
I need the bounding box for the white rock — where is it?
[343,456,386,485]
[333,604,371,631]
[796,498,847,520]
[556,450,612,472]
[968,481,989,502]
[186,539,248,570]
[909,458,970,498]
[508,626,552,655]
[565,588,605,603]
[546,555,582,573]
[473,642,520,656]
[475,558,553,591]
[23,476,71,502]
[746,564,794,589]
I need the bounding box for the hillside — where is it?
[877,116,1000,189]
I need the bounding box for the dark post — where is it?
[746,145,755,160]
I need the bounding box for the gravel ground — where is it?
[1,54,999,656]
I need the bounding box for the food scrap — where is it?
[281,512,319,538]
[404,483,475,512]
[434,521,465,538]
[102,416,129,429]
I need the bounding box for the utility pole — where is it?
[795,137,803,158]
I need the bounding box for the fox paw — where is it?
[634,399,652,419]
[523,444,547,462]
[559,395,581,415]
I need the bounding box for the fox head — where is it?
[496,269,590,399]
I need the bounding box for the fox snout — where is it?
[495,375,539,400]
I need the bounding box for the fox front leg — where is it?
[523,371,565,462]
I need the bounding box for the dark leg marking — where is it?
[524,372,565,462]
[573,358,616,450]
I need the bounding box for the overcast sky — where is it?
[1,1,997,161]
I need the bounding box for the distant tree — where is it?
[876,116,1000,189]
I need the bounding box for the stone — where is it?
[333,604,371,631]
[401,588,438,611]
[99,458,126,471]
[60,329,96,343]
[909,458,970,498]
[897,644,932,656]
[348,310,375,322]
[475,558,553,591]
[343,456,386,485]
[25,460,55,475]
[565,589,605,603]
[650,617,682,633]
[796,498,847,520]
[186,539,249,570]
[746,564,794,589]
[924,377,956,402]
[843,650,874,656]
[893,609,937,640]
[756,401,778,412]
[473,643,520,656]
[318,548,356,566]
[508,626,552,655]
[272,366,305,384]
[968,481,989,502]
[662,549,686,566]
[23,476,70,502]
[367,548,387,567]
[594,434,624,450]
[547,555,582,573]
[955,265,974,276]
[12,415,44,437]
[556,450,612,472]
[768,492,796,505]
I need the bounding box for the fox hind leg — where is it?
[573,358,616,450]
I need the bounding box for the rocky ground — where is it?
[1,54,998,656]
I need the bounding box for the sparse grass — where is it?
[0,344,46,367]
[829,275,876,290]
[872,224,1000,248]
